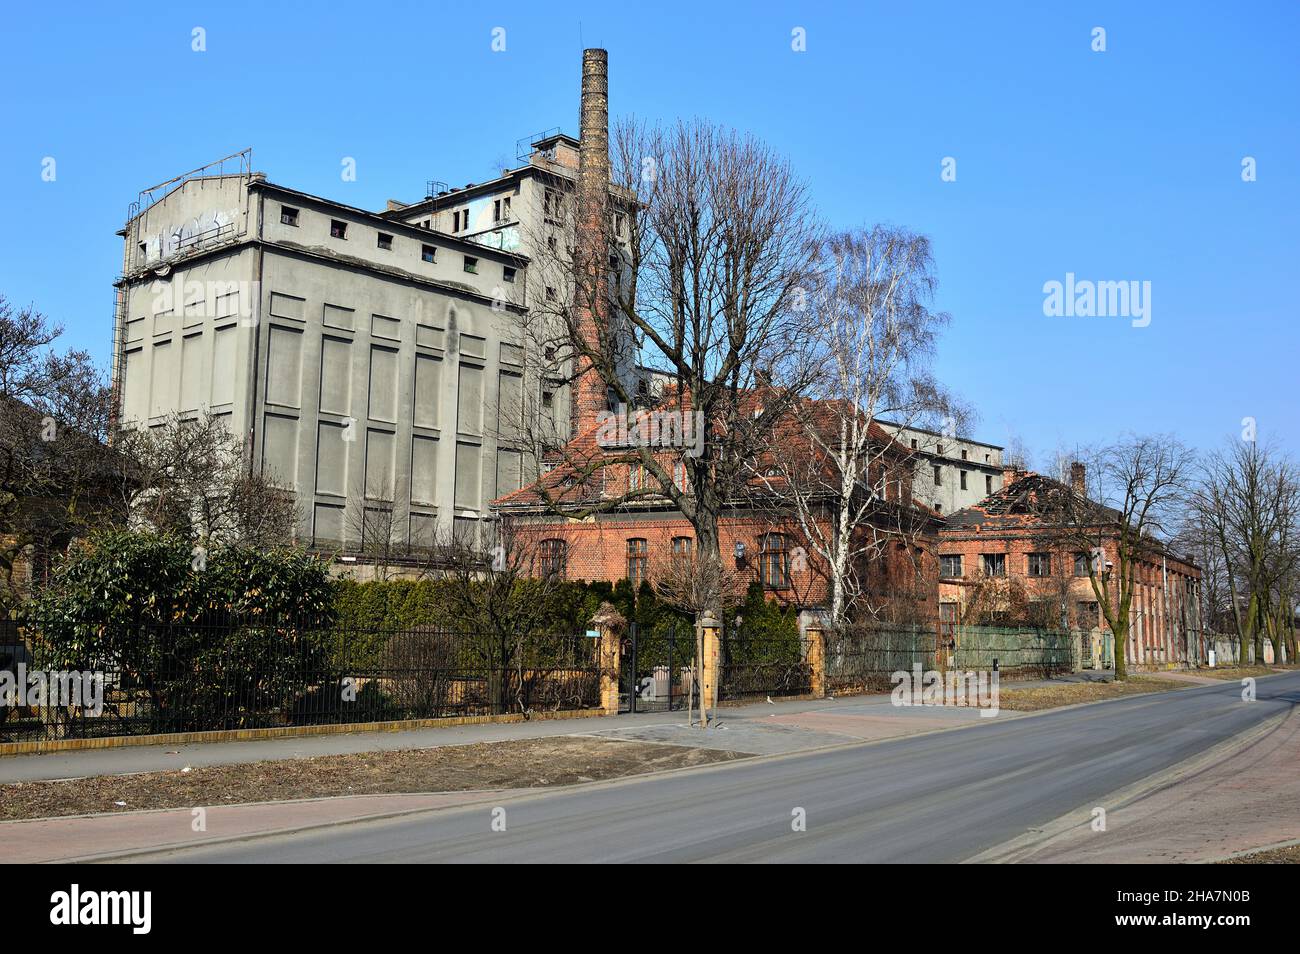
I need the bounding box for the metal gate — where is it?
[619,622,695,713]
[719,623,813,701]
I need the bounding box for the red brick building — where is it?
[937,466,1203,669]
[491,403,942,622]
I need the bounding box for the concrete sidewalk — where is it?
[0,691,1003,783]
[983,704,1300,863]
[4,791,506,863]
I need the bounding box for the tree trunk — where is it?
[1113,622,1128,680]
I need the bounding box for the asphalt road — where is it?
[129,671,1300,863]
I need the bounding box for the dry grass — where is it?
[0,736,747,822]
[1219,843,1300,864]
[995,676,1183,711]
[1194,665,1297,681]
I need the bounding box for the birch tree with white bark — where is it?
[766,227,959,625]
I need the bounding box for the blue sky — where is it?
[2,1,1296,463]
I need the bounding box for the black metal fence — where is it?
[719,629,813,701]
[825,624,1074,695]
[1,616,600,744]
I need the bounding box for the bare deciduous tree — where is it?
[519,119,823,616]
[0,297,117,606]
[1052,436,1195,680]
[761,226,960,625]
[115,411,299,550]
[1193,440,1300,665]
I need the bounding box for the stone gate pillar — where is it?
[805,622,826,698]
[698,610,721,726]
[591,602,626,717]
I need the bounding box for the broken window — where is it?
[932,465,942,486]
[422,244,436,263]
[540,538,567,579]
[377,232,393,250]
[463,256,478,274]
[330,219,347,239]
[1027,552,1052,577]
[543,188,563,220]
[493,196,511,222]
[985,474,993,495]
[940,554,963,578]
[281,206,300,227]
[503,265,517,283]
[981,553,1006,577]
[960,470,968,490]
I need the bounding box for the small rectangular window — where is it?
[981,553,1006,577]
[940,554,963,578]
[933,465,942,486]
[960,470,968,490]
[463,256,478,274]
[421,244,437,263]
[503,265,516,283]
[377,232,393,250]
[1028,552,1052,577]
[961,449,968,460]
[330,219,347,239]
[985,474,993,495]
[545,286,557,302]
[281,206,300,227]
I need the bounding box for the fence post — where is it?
[806,622,826,698]
[698,610,721,726]
[591,602,626,717]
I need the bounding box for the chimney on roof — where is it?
[1070,461,1086,496]
[571,48,611,436]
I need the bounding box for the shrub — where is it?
[29,530,337,731]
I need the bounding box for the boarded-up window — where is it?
[496,448,522,496]
[497,371,522,439]
[122,348,146,421]
[315,421,349,497]
[319,336,352,415]
[365,429,395,500]
[368,346,398,422]
[211,326,235,406]
[411,435,439,505]
[313,503,344,546]
[150,339,176,416]
[180,333,203,412]
[457,363,483,435]
[266,326,303,408]
[454,442,481,509]
[262,414,299,489]
[414,354,441,428]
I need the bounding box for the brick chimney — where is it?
[1070,461,1086,496]
[571,48,611,436]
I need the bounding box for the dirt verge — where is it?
[1218,843,1300,864]
[995,675,1182,711]
[0,736,747,822]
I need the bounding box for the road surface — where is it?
[122,671,1300,863]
